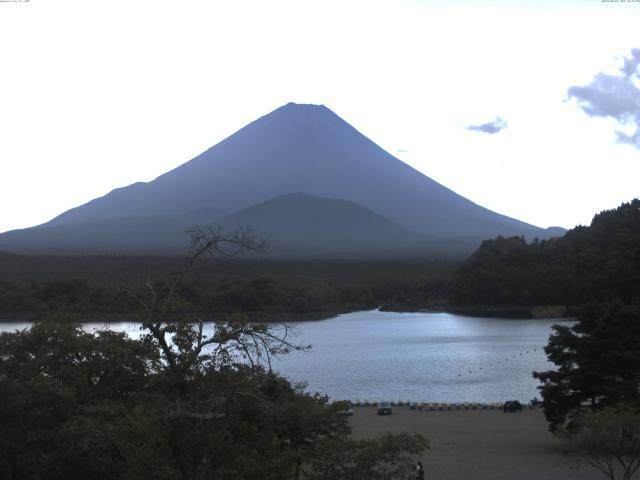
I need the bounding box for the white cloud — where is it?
[568,48,640,148]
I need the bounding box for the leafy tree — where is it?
[0,226,427,479]
[562,407,640,480]
[0,322,156,480]
[304,433,429,480]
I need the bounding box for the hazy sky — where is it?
[1,0,639,233]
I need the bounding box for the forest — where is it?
[450,199,640,308]
[0,253,455,321]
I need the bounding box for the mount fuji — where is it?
[0,103,561,256]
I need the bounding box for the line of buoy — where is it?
[455,346,545,379]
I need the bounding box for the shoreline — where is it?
[344,401,536,410]
[384,304,577,319]
[443,304,576,319]
[0,307,357,324]
[0,304,579,324]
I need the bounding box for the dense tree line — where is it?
[3,200,638,319]
[451,199,640,307]
[0,255,455,320]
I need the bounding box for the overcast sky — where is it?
[1,0,639,234]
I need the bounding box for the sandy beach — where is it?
[349,406,601,480]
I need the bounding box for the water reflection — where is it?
[0,310,569,403]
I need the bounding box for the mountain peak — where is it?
[282,102,327,110]
[0,102,555,255]
[267,102,334,123]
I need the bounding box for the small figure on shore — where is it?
[416,460,425,480]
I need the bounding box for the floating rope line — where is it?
[455,345,545,379]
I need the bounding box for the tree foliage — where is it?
[562,407,640,480]
[451,199,640,307]
[0,256,456,320]
[533,303,640,432]
[304,433,428,480]
[0,227,427,479]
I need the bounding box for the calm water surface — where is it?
[270,310,568,403]
[0,309,569,403]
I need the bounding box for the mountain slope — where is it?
[219,193,423,255]
[0,102,559,255]
[0,216,193,254]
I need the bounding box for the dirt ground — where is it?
[349,406,602,480]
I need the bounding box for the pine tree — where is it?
[534,303,640,432]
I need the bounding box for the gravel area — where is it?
[349,406,602,480]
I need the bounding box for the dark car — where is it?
[377,402,392,415]
[503,400,523,413]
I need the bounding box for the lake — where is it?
[0,309,568,403]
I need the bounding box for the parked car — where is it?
[337,407,354,416]
[503,400,523,413]
[377,402,393,415]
